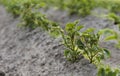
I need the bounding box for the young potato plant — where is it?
[36,0,96,17]
[99,28,120,49]
[0,0,22,17]
[20,1,60,34]
[0,0,37,17]
[20,11,49,30]
[59,21,84,62]
[19,1,48,29]
[109,1,120,13]
[1,0,60,36]
[65,0,95,16]
[77,28,110,63]
[107,13,120,30]
[97,64,120,76]
[96,0,120,13]
[103,13,120,48]
[59,21,110,63]
[44,0,65,9]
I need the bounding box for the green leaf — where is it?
[103,49,111,58]
[98,30,105,35]
[105,35,117,41]
[77,39,85,49]
[64,49,70,57]
[99,29,114,35]
[98,68,106,76]
[65,23,75,32]
[107,71,117,76]
[100,54,105,60]
[74,20,79,25]
[76,25,84,31]
[84,28,95,33]
[49,29,60,37]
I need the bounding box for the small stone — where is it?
[0,71,5,76]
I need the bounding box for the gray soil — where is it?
[0,5,120,76]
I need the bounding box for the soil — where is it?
[0,5,120,76]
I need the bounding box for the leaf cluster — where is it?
[98,65,120,76]
[96,0,120,13]
[77,28,110,63]
[107,13,120,30]
[99,28,120,49]
[59,21,83,62]
[32,0,96,17]
[1,0,60,34]
[1,0,120,75]
[65,0,95,16]
[59,21,110,63]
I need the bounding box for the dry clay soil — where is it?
[0,5,120,76]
